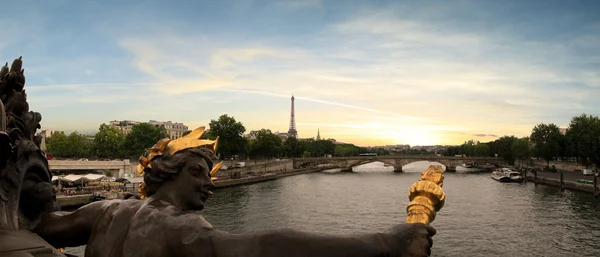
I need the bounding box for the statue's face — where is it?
[0,138,57,229]
[17,140,58,222]
[174,155,215,211]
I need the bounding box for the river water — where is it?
[65,161,600,256]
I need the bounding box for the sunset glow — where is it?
[2,1,598,146]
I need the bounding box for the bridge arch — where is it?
[292,156,503,172]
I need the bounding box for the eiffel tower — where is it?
[287,95,298,137]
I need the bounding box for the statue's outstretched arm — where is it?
[176,223,434,257]
[33,201,108,248]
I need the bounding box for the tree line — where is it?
[443,113,600,169]
[46,123,167,159]
[45,114,386,160]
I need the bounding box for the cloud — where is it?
[276,0,322,9]
[473,134,498,138]
[107,7,599,144]
[5,1,599,146]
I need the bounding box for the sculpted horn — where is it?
[0,100,6,132]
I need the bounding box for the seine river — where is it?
[65,162,600,256]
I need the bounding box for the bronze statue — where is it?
[32,127,437,257]
[0,57,445,257]
[0,57,64,256]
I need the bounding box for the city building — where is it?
[109,120,189,139]
[275,132,289,141]
[148,120,189,139]
[244,130,260,140]
[38,129,64,138]
[316,128,321,141]
[109,120,140,134]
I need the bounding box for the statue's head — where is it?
[136,127,223,211]
[0,57,58,230]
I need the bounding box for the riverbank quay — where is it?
[57,194,93,208]
[213,167,328,189]
[526,170,599,196]
[57,167,328,209]
[214,173,277,188]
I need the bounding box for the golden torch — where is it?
[405,165,446,224]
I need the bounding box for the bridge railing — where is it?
[292,156,500,161]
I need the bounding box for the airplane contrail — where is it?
[217,88,430,122]
[26,84,428,123]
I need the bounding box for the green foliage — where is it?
[43,113,598,169]
[511,138,530,161]
[207,114,247,158]
[565,114,600,168]
[92,124,125,158]
[46,131,91,158]
[302,150,312,158]
[45,132,68,156]
[121,123,166,158]
[444,141,491,157]
[494,136,517,164]
[334,144,360,157]
[308,140,335,157]
[473,143,491,157]
[283,137,303,157]
[530,123,563,166]
[249,129,282,158]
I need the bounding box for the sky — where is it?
[1,0,599,146]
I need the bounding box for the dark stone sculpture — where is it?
[0,57,64,256]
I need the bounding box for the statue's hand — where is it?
[384,223,436,257]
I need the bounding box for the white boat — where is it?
[474,163,495,170]
[456,163,485,174]
[461,163,474,168]
[491,168,523,183]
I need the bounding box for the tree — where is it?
[460,140,476,156]
[495,136,517,165]
[46,132,69,157]
[530,123,562,167]
[511,137,530,168]
[307,140,336,157]
[283,137,305,157]
[46,131,91,158]
[334,144,360,157]
[250,129,282,158]
[302,150,312,158]
[473,143,490,157]
[208,115,247,159]
[92,124,125,158]
[121,123,166,158]
[565,114,600,168]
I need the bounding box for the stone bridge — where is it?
[292,156,504,172]
[48,160,137,176]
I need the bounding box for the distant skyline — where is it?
[1,0,599,146]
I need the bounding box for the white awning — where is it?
[61,174,85,183]
[83,174,106,181]
[124,177,144,183]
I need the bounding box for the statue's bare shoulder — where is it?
[95,199,215,257]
